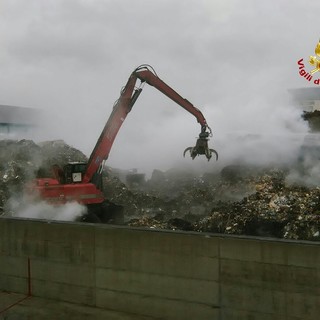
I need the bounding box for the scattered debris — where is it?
[1,139,320,241]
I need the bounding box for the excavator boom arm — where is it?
[133,69,208,128]
[83,65,215,184]
[82,74,138,183]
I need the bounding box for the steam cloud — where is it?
[210,92,309,166]
[6,197,87,222]
[1,0,319,179]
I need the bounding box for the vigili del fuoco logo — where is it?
[297,40,320,85]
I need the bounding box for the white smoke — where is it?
[286,133,320,187]
[0,0,319,181]
[6,196,87,221]
[210,83,307,155]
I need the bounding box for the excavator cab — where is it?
[52,162,87,184]
[64,163,87,183]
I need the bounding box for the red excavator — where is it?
[27,65,218,222]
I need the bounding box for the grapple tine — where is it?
[183,129,218,161]
[183,147,193,157]
[210,149,219,161]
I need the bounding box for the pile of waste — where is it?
[105,163,320,241]
[0,139,87,212]
[1,139,320,241]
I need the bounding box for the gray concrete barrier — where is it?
[0,217,319,319]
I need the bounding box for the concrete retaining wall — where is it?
[0,217,319,319]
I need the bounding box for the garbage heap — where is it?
[0,139,87,212]
[106,165,320,241]
[1,139,320,241]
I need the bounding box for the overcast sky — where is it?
[0,0,319,174]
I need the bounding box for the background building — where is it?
[0,104,40,138]
[289,87,320,112]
